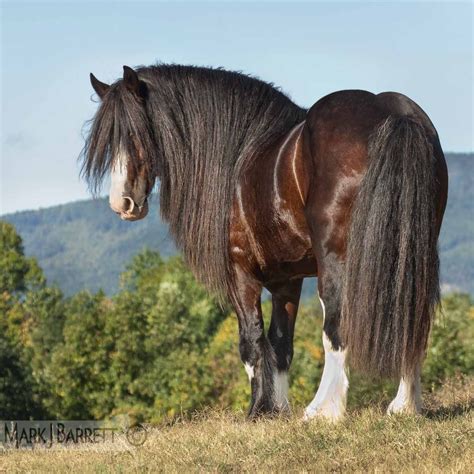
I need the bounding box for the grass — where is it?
[1,376,472,473]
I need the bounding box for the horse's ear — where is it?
[123,65,141,94]
[90,73,110,99]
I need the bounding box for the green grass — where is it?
[1,376,472,473]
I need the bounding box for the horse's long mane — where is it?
[82,64,306,301]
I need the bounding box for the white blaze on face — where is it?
[109,150,129,212]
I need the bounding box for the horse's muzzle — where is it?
[112,196,149,221]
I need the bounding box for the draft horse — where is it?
[83,64,448,420]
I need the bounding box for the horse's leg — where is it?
[233,267,278,418]
[387,364,422,414]
[304,266,349,422]
[267,279,303,412]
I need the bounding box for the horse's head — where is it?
[83,66,157,221]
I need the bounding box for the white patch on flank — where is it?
[244,363,254,381]
[304,298,348,422]
[387,373,421,415]
[273,371,290,411]
[276,327,283,338]
[109,150,128,210]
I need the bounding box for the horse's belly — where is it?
[261,253,317,285]
[258,220,317,284]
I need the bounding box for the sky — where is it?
[1,0,472,215]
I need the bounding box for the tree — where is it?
[108,253,227,421]
[423,293,474,387]
[45,291,112,419]
[0,221,50,418]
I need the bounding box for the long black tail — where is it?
[341,116,440,378]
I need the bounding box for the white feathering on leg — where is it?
[388,372,421,414]
[303,297,348,422]
[244,363,254,381]
[273,371,289,411]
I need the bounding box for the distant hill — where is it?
[2,153,473,297]
[2,198,177,295]
[437,153,474,294]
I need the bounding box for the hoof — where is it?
[303,405,345,423]
[247,398,281,420]
[387,400,421,415]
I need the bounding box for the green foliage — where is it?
[0,221,44,295]
[0,222,55,418]
[46,291,112,419]
[38,251,227,422]
[423,293,474,386]
[0,331,40,419]
[0,221,30,294]
[204,313,249,410]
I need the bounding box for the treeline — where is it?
[1,221,473,422]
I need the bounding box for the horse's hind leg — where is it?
[388,364,422,414]
[304,261,349,422]
[267,279,303,412]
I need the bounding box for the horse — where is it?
[82,64,448,421]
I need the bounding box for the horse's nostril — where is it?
[123,196,135,213]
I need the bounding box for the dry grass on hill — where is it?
[1,376,472,473]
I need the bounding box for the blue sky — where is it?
[1,1,472,214]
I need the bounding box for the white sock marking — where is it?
[304,297,348,422]
[388,373,421,414]
[273,371,289,411]
[244,363,254,381]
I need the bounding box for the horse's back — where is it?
[306,89,442,151]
